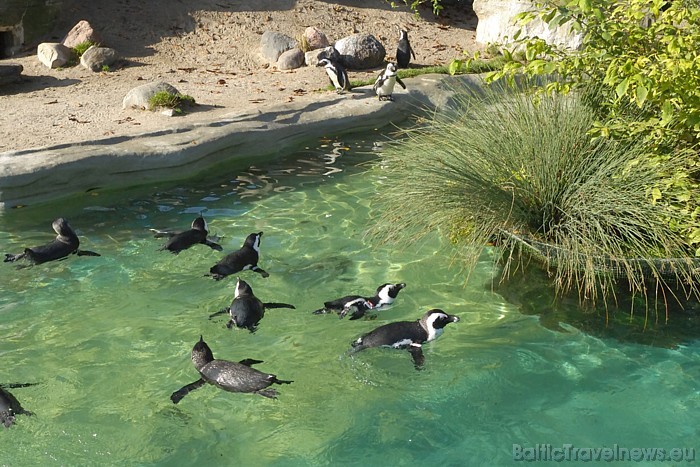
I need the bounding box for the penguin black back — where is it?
[0,383,35,428]
[208,232,269,280]
[396,28,415,69]
[155,216,223,254]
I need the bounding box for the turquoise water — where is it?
[1,132,699,466]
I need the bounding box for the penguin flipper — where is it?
[408,344,425,370]
[348,309,367,320]
[170,378,206,404]
[263,302,295,310]
[208,307,230,319]
[272,377,293,385]
[312,307,329,315]
[238,358,264,367]
[76,250,101,257]
[0,382,39,389]
[396,76,407,89]
[252,266,269,278]
[204,240,223,251]
[150,229,176,238]
[256,388,279,399]
[4,252,25,263]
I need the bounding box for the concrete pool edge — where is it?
[0,74,484,209]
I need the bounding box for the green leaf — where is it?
[615,78,629,98]
[635,84,648,107]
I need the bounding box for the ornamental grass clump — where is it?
[370,82,700,306]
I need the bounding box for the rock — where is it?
[303,26,329,50]
[334,34,386,70]
[80,45,119,72]
[0,64,23,86]
[277,47,305,70]
[62,20,102,48]
[473,0,583,50]
[305,46,340,67]
[37,42,72,69]
[122,82,180,110]
[260,31,297,63]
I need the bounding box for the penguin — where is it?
[4,217,100,267]
[395,28,416,69]
[209,277,295,332]
[170,335,293,403]
[0,383,36,428]
[373,62,406,101]
[208,232,268,281]
[313,282,407,320]
[150,215,223,254]
[350,309,460,369]
[318,58,351,94]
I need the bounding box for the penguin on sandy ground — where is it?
[207,232,268,281]
[318,58,351,94]
[373,62,406,101]
[4,218,100,267]
[209,277,295,332]
[1,383,36,428]
[313,282,406,320]
[150,215,223,254]
[350,309,460,369]
[170,336,293,403]
[396,28,416,69]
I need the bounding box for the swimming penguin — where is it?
[318,58,351,94]
[395,28,416,69]
[150,216,223,254]
[3,218,100,267]
[170,336,293,403]
[313,282,407,320]
[350,309,459,368]
[208,232,268,281]
[209,277,295,332]
[0,383,36,428]
[373,62,406,101]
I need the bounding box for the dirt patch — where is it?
[0,0,479,153]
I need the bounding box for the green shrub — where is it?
[147,91,195,113]
[369,82,700,305]
[72,40,97,58]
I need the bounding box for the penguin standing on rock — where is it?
[4,217,100,267]
[318,58,351,94]
[150,216,222,254]
[207,232,268,281]
[313,282,407,320]
[373,63,406,101]
[170,336,293,403]
[209,277,295,332]
[396,28,415,69]
[350,309,460,369]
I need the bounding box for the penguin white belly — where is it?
[376,77,397,98]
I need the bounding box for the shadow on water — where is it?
[491,260,700,348]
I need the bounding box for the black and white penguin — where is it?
[209,277,295,332]
[396,28,416,69]
[373,62,406,101]
[151,216,223,254]
[0,383,35,428]
[350,309,460,368]
[3,217,100,267]
[313,282,407,320]
[170,335,293,403]
[318,58,351,94]
[208,232,268,281]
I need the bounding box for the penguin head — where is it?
[399,29,409,40]
[385,62,398,75]
[191,216,208,233]
[234,277,254,298]
[52,217,77,243]
[191,335,215,370]
[376,282,406,303]
[420,309,459,340]
[317,58,330,67]
[243,232,263,251]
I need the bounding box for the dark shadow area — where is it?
[0,74,80,96]
[491,260,700,348]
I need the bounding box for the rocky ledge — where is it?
[0,74,483,210]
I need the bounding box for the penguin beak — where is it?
[450,315,460,323]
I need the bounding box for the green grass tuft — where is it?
[148,91,195,113]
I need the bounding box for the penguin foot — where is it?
[4,253,24,263]
[312,308,329,315]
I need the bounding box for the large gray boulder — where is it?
[37,42,72,69]
[334,34,386,70]
[473,0,583,50]
[277,48,305,70]
[122,82,180,110]
[62,20,102,48]
[80,45,119,71]
[260,31,297,63]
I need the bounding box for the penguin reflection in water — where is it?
[150,215,222,254]
[1,383,36,428]
[4,217,100,267]
[373,62,406,101]
[210,277,295,332]
[313,282,406,320]
[350,309,460,369]
[318,58,351,94]
[170,336,293,403]
[208,232,269,281]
